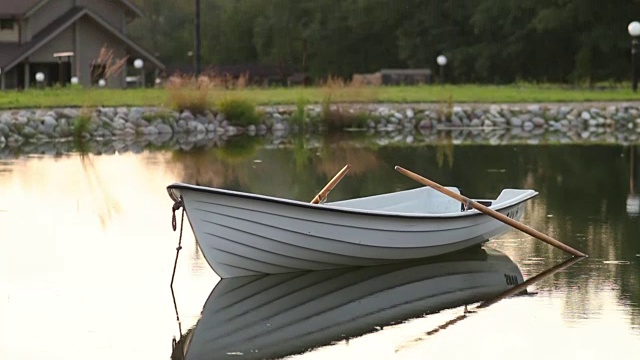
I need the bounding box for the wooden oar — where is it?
[394,166,587,257]
[311,164,351,204]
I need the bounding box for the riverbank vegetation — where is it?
[1,83,639,110]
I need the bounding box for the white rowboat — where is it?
[167,183,537,278]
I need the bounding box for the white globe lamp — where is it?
[436,55,448,66]
[34,72,45,88]
[629,21,640,37]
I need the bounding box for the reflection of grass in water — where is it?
[79,153,122,229]
[73,94,121,226]
[435,133,454,169]
[170,149,227,187]
[170,136,264,188]
[293,135,313,172]
[317,133,382,177]
[214,136,262,162]
[73,137,91,154]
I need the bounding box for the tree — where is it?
[128,0,640,84]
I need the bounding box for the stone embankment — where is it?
[1,103,640,153]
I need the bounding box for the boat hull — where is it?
[168,184,537,278]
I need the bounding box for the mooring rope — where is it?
[170,197,184,289]
[170,197,185,339]
[171,197,183,231]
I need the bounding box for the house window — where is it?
[0,19,15,30]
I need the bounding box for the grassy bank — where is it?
[1,84,639,110]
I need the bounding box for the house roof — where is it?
[0,7,164,71]
[0,0,143,18]
[0,0,43,17]
[113,0,145,18]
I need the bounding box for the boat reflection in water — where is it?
[171,247,576,360]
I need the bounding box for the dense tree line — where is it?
[130,0,640,84]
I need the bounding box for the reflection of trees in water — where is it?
[489,145,640,328]
[317,134,382,177]
[169,137,263,188]
[168,134,383,201]
[171,152,234,189]
[168,139,640,329]
[373,144,640,328]
[171,142,640,267]
[520,146,637,255]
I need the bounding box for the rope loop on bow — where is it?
[171,197,183,231]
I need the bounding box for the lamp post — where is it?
[35,72,45,89]
[628,21,640,92]
[436,55,447,84]
[195,0,202,77]
[134,58,144,88]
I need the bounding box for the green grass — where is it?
[1,84,639,110]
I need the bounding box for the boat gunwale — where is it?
[167,183,538,219]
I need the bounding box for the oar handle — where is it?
[394,166,587,258]
[311,164,351,204]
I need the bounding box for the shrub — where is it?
[216,97,260,126]
[166,75,211,114]
[322,108,369,130]
[320,94,369,130]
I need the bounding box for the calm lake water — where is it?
[2,135,640,359]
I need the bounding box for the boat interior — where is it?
[327,186,529,215]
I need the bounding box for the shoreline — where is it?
[1,103,640,156]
